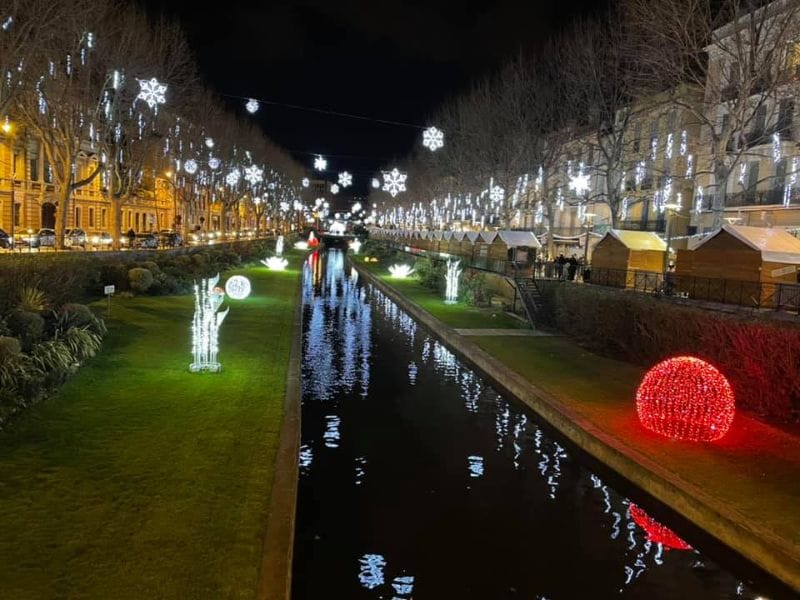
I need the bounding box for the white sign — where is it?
[771,265,797,278]
[104,285,115,295]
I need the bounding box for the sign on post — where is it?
[104,284,115,313]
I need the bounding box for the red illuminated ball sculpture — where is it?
[636,356,735,442]
[629,504,692,551]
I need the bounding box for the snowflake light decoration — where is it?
[371,177,380,189]
[137,78,167,108]
[338,171,353,188]
[422,126,444,151]
[244,164,263,185]
[569,171,591,196]
[489,185,505,202]
[245,98,259,114]
[208,157,221,170]
[184,159,198,175]
[331,183,340,194]
[225,168,241,186]
[314,155,327,171]
[382,168,407,197]
[302,177,310,188]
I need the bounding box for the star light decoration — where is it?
[244,164,263,185]
[225,168,241,186]
[137,77,167,109]
[331,183,340,195]
[314,155,327,171]
[184,159,198,175]
[382,168,407,197]
[245,98,259,114]
[422,126,444,151]
[338,171,353,188]
[489,185,505,202]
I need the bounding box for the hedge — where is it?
[539,282,800,422]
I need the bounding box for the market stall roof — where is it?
[603,229,667,252]
[464,232,481,243]
[479,231,498,244]
[496,230,542,249]
[695,224,800,264]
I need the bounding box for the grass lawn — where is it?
[359,258,528,329]
[0,259,301,599]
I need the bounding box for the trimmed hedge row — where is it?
[539,282,800,422]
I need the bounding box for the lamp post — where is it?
[582,212,597,269]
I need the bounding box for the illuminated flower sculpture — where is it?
[389,264,414,278]
[636,356,735,441]
[262,256,288,271]
[629,504,692,551]
[190,274,229,373]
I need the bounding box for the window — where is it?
[43,159,53,183]
[785,42,800,78]
[101,208,107,227]
[29,158,38,181]
[747,161,760,193]
[13,202,20,227]
[88,207,95,228]
[667,110,677,133]
[74,206,81,227]
[778,99,794,139]
[775,158,787,190]
[752,104,767,138]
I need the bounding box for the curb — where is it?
[256,274,303,600]
[354,261,800,593]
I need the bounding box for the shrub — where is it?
[139,260,160,273]
[128,268,154,293]
[18,286,49,312]
[6,310,45,351]
[57,303,107,336]
[413,257,445,291]
[59,327,103,362]
[462,270,489,306]
[539,283,800,422]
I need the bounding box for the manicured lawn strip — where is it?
[0,259,301,599]
[359,258,527,329]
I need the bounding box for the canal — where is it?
[292,249,775,599]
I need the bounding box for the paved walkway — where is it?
[454,328,553,336]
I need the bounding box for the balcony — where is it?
[721,188,787,208]
[617,219,666,233]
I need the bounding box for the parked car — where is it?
[157,229,183,248]
[133,232,158,249]
[0,228,13,249]
[90,232,114,248]
[20,228,56,248]
[64,228,87,248]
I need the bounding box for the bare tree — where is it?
[627,0,800,228]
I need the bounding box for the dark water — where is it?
[292,249,775,599]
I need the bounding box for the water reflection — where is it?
[294,249,773,599]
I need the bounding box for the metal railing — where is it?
[534,263,800,313]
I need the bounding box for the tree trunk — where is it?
[55,184,70,250]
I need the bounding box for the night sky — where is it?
[144,0,607,195]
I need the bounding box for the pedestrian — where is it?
[567,255,578,281]
[126,228,135,248]
[556,254,566,280]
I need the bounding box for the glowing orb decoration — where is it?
[208,157,221,170]
[350,238,362,254]
[330,183,340,195]
[629,504,692,551]
[224,275,251,300]
[245,98,259,113]
[636,356,734,442]
[422,126,444,151]
[489,184,505,202]
[184,159,198,174]
[302,177,310,188]
[205,137,214,148]
[389,264,414,278]
[371,177,380,189]
[314,155,327,171]
[261,256,288,271]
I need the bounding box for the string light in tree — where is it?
[331,183,340,194]
[338,171,353,188]
[137,77,167,108]
[244,164,263,185]
[772,132,782,163]
[371,177,380,189]
[422,126,444,151]
[184,159,198,174]
[636,356,735,442]
[383,168,407,197]
[569,163,591,196]
[246,98,259,114]
[314,155,327,171]
[629,504,692,551]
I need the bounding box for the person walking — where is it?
[126,228,136,249]
[567,255,578,281]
